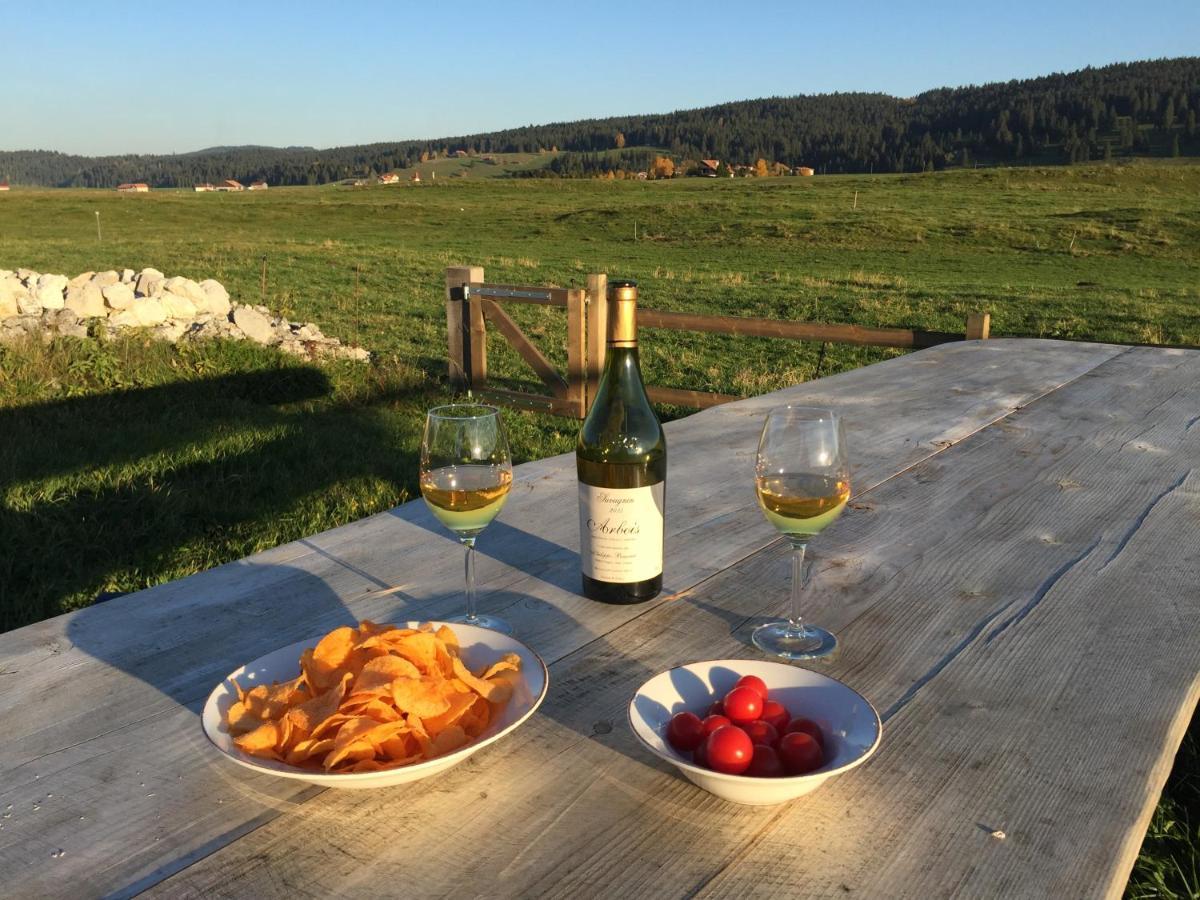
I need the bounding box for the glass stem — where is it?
[787,539,808,636]
[463,537,478,623]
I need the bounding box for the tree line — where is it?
[1,57,1196,187]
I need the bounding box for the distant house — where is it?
[193,183,215,192]
[698,159,720,177]
[216,179,244,192]
[794,166,815,177]
[0,180,9,192]
[378,173,400,185]
[454,150,469,158]
[634,171,648,181]
[248,181,268,191]
[117,183,150,192]
[410,171,421,183]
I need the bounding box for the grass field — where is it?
[1,163,1198,895]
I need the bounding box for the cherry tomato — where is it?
[705,725,754,775]
[707,698,725,717]
[784,717,825,748]
[746,743,786,778]
[742,719,779,747]
[700,714,731,737]
[692,740,708,769]
[779,732,824,774]
[666,711,705,752]
[760,700,790,733]
[733,674,769,701]
[722,686,763,725]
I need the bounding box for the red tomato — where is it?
[692,739,709,769]
[779,732,824,774]
[742,719,779,747]
[722,686,763,726]
[733,674,769,701]
[760,700,790,733]
[700,714,731,738]
[666,711,705,752]
[707,699,725,717]
[705,725,754,775]
[746,743,786,778]
[784,717,825,748]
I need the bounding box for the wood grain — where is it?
[150,345,1199,900]
[0,340,1128,897]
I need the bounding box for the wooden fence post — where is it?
[469,290,487,389]
[566,288,586,417]
[445,265,483,389]
[965,312,991,341]
[585,273,608,407]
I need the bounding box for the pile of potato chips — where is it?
[224,621,521,773]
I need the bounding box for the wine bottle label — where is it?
[578,482,665,583]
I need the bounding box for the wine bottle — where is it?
[576,280,667,603]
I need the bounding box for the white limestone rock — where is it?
[102,282,135,310]
[134,268,165,297]
[130,297,168,326]
[91,271,120,288]
[162,276,207,304]
[108,310,141,328]
[161,292,198,319]
[232,305,276,344]
[17,294,42,316]
[35,274,68,309]
[153,321,188,342]
[64,282,107,318]
[120,268,135,283]
[68,271,96,288]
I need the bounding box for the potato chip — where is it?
[224,621,522,774]
[451,656,514,704]
[391,677,452,719]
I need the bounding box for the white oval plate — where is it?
[629,659,881,805]
[202,621,548,789]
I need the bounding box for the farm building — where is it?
[410,172,421,183]
[116,183,150,192]
[794,166,815,177]
[698,159,720,177]
[193,183,215,192]
[216,179,244,192]
[248,181,268,191]
[378,173,400,185]
[0,180,9,191]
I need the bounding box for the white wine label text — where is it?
[578,483,665,583]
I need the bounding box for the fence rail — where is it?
[444,266,990,418]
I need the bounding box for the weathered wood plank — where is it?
[444,266,482,388]
[150,346,1199,900]
[646,385,740,408]
[638,307,963,349]
[585,273,608,407]
[0,340,1126,897]
[472,283,570,308]
[482,298,569,398]
[565,288,586,417]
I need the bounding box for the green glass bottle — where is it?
[576,280,667,603]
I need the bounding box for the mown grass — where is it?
[1,162,1197,895]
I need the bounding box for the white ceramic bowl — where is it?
[628,659,881,805]
[202,621,548,789]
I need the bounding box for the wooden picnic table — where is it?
[1,338,1197,899]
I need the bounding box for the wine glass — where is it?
[751,406,850,660]
[419,404,513,634]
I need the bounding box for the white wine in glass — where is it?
[752,406,849,659]
[420,405,513,634]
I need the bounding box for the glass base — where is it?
[751,622,837,660]
[447,612,513,635]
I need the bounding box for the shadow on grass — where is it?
[0,363,429,631]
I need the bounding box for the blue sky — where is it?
[3,0,1196,155]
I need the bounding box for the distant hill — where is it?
[1,57,1196,187]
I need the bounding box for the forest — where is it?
[2,57,1197,187]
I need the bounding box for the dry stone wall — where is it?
[0,268,370,362]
